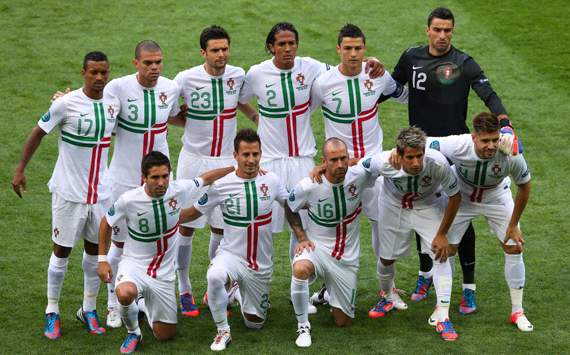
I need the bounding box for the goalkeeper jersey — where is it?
[312,64,407,159]
[106,178,203,282]
[427,134,531,203]
[174,64,245,158]
[105,74,181,187]
[361,149,459,209]
[195,171,288,272]
[239,56,329,159]
[38,88,119,204]
[288,166,375,267]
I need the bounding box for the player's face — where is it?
[472,130,500,159]
[134,50,163,83]
[81,60,109,93]
[234,141,261,177]
[323,146,349,182]
[201,39,230,70]
[269,31,298,68]
[144,165,170,198]
[401,147,425,175]
[427,18,454,54]
[337,37,366,69]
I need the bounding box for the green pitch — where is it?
[1,0,569,353]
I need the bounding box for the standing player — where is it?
[426,112,533,332]
[101,40,184,327]
[238,22,384,265]
[288,138,379,348]
[385,7,519,311]
[180,129,307,351]
[172,26,254,317]
[12,52,119,339]
[363,127,461,341]
[97,152,233,353]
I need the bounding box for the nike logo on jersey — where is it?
[195,86,206,91]
[265,83,276,88]
[318,198,329,202]
[127,98,138,102]
[136,211,148,216]
[229,193,240,198]
[331,90,342,96]
[80,113,89,117]
[412,65,424,70]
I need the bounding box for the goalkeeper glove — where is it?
[499,117,523,155]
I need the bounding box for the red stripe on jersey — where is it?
[350,104,379,158]
[210,108,237,157]
[246,211,272,271]
[331,205,362,260]
[401,192,420,209]
[147,223,179,278]
[85,137,111,204]
[86,146,98,204]
[284,101,310,157]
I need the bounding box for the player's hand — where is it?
[431,233,450,262]
[258,167,267,175]
[177,103,188,120]
[295,239,315,256]
[388,149,402,170]
[97,261,113,283]
[51,88,71,102]
[504,224,525,248]
[364,57,385,79]
[309,164,326,183]
[11,170,26,198]
[498,114,523,155]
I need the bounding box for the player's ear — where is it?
[336,45,341,55]
[200,48,207,59]
[132,58,138,68]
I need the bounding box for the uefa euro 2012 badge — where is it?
[41,111,51,122]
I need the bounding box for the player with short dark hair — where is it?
[12,51,119,339]
[337,23,366,45]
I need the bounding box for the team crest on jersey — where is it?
[112,226,120,235]
[420,176,432,187]
[226,78,237,95]
[347,183,359,201]
[295,73,308,91]
[491,163,502,176]
[158,92,169,109]
[107,105,116,121]
[41,111,51,122]
[363,79,376,96]
[259,183,271,200]
[53,227,60,238]
[168,198,179,215]
[198,193,208,205]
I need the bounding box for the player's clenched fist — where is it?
[97,261,113,283]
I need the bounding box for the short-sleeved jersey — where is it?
[312,64,406,159]
[106,178,203,282]
[391,45,506,136]
[362,149,459,209]
[427,134,531,203]
[195,171,288,272]
[239,57,328,159]
[38,88,118,204]
[175,65,245,158]
[288,166,375,266]
[105,74,180,187]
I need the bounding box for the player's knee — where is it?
[115,284,136,304]
[502,243,523,254]
[153,323,176,341]
[206,268,227,289]
[179,226,194,237]
[332,309,352,327]
[52,244,72,258]
[292,260,313,280]
[210,226,223,235]
[243,313,264,329]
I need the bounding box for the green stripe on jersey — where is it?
[117,89,156,130]
[222,181,258,223]
[187,78,224,119]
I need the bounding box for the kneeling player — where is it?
[288,138,378,347]
[97,152,232,353]
[427,112,533,332]
[364,128,461,341]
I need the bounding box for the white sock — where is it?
[82,252,100,312]
[291,277,309,324]
[378,261,395,298]
[419,270,433,279]
[176,234,193,295]
[433,260,452,321]
[46,253,68,314]
[448,255,455,277]
[207,268,230,332]
[370,220,379,257]
[208,232,223,260]
[463,283,476,291]
[106,243,122,309]
[289,232,298,262]
[136,297,151,324]
[505,253,525,313]
[120,301,141,335]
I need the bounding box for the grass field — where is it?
[1,0,569,353]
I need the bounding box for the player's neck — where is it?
[324,172,344,185]
[136,74,157,88]
[236,169,257,180]
[82,87,103,100]
[204,63,225,77]
[428,45,451,57]
[273,58,294,70]
[339,63,362,77]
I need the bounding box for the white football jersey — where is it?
[362,149,459,209]
[311,64,406,159]
[239,57,329,159]
[427,134,531,203]
[195,171,288,271]
[105,74,181,187]
[288,166,375,266]
[38,88,118,204]
[175,65,245,158]
[106,178,203,282]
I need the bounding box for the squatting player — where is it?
[287,138,379,348]
[179,129,307,351]
[97,152,233,353]
[427,112,533,332]
[171,26,256,317]
[12,51,119,339]
[384,7,519,311]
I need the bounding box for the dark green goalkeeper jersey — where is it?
[388,45,507,136]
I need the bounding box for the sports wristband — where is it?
[98,255,108,263]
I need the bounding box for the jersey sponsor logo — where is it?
[295,73,308,90]
[429,141,440,151]
[288,189,295,201]
[195,86,206,91]
[265,83,276,88]
[198,193,208,205]
[317,197,329,203]
[41,111,51,122]
[127,98,138,102]
[362,158,371,169]
[80,113,89,117]
[331,89,342,97]
[412,65,424,70]
[108,205,116,216]
[158,92,169,109]
[136,211,148,216]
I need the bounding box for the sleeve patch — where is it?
[41,111,51,122]
[198,193,208,205]
[429,141,440,151]
[362,157,371,169]
[107,205,116,216]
